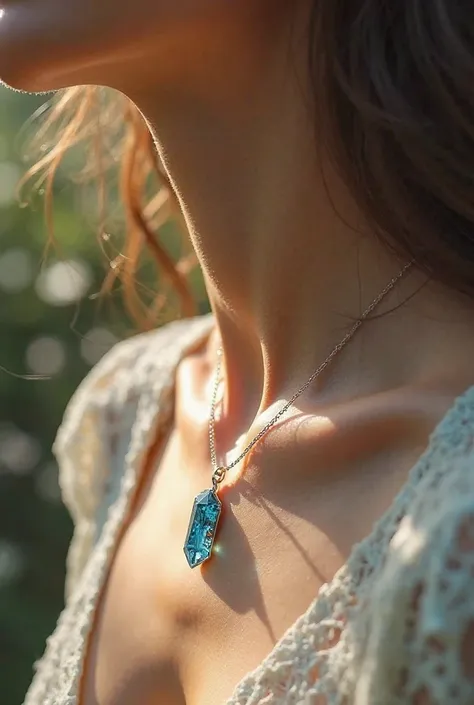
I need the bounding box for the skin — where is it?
[3,1,474,703]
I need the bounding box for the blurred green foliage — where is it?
[0,86,208,705]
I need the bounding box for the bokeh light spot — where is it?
[0,161,21,206]
[0,540,25,588]
[26,336,66,376]
[80,327,119,366]
[35,259,92,306]
[36,462,62,504]
[0,424,41,475]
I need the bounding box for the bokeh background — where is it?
[0,85,208,705]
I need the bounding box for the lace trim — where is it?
[23,312,474,705]
[226,384,474,704]
[24,315,214,705]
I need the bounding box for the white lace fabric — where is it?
[23,314,474,705]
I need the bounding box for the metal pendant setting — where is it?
[183,488,222,568]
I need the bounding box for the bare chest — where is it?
[79,417,414,705]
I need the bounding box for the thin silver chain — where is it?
[209,260,413,491]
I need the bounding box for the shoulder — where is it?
[353,404,474,704]
[56,313,213,443]
[55,313,213,598]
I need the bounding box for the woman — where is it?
[2,1,474,703]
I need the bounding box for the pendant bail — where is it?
[212,465,226,491]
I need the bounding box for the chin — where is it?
[0,3,131,94]
[0,6,70,93]
[0,61,59,96]
[0,1,259,98]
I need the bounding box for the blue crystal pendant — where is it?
[183,488,222,568]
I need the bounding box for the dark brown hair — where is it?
[311,0,474,296]
[18,1,474,326]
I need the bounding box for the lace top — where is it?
[23,313,474,705]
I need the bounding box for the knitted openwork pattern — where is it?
[23,314,474,705]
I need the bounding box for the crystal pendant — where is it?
[183,488,222,568]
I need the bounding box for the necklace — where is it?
[183,260,414,568]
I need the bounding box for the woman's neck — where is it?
[128,7,473,442]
